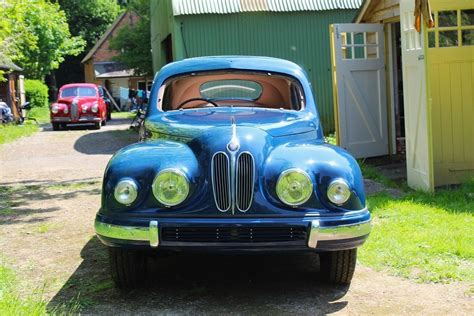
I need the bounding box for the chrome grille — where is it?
[236,152,254,212]
[211,152,231,212]
[71,102,78,120]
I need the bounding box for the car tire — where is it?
[107,111,112,121]
[319,248,357,285]
[52,123,60,131]
[108,247,147,288]
[95,121,101,130]
[101,118,106,126]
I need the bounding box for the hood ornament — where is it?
[227,117,240,152]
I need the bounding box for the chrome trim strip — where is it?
[307,220,319,248]
[236,151,255,212]
[318,220,372,241]
[95,220,150,242]
[149,220,159,247]
[211,151,231,212]
[303,207,369,218]
[95,219,160,247]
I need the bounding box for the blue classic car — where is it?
[95,56,371,287]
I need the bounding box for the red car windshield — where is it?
[61,87,96,98]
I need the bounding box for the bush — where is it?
[24,79,48,108]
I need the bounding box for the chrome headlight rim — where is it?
[51,105,59,114]
[276,168,313,207]
[91,102,99,113]
[114,178,139,206]
[152,168,190,207]
[327,178,351,206]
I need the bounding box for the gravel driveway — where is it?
[0,119,472,314]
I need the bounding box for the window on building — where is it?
[428,9,474,48]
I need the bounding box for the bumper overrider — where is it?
[95,208,371,251]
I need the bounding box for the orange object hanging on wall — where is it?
[414,0,435,32]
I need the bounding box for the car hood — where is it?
[145,108,322,139]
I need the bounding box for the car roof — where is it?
[156,56,310,83]
[60,83,98,89]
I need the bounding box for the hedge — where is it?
[24,79,48,108]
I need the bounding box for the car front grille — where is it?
[71,101,78,120]
[211,152,231,212]
[211,151,255,213]
[161,226,306,243]
[236,152,254,212]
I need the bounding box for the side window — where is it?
[98,87,105,98]
[428,9,474,48]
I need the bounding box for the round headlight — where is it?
[91,103,99,113]
[114,178,138,205]
[327,179,351,205]
[152,169,189,207]
[276,169,313,206]
[51,105,59,114]
[82,104,88,113]
[63,107,69,114]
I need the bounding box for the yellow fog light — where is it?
[276,169,313,206]
[152,169,189,207]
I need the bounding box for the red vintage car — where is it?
[50,83,111,130]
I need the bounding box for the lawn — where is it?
[0,258,47,315]
[359,178,474,284]
[0,106,50,146]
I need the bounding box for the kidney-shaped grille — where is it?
[236,152,254,212]
[71,102,78,120]
[211,152,231,211]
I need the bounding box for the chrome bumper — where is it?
[95,219,371,249]
[52,116,101,123]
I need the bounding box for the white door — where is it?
[332,24,388,158]
[399,0,433,192]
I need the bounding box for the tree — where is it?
[54,0,123,86]
[2,0,85,80]
[109,0,153,77]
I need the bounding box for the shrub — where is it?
[24,79,48,108]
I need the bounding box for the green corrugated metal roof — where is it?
[172,0,362,15]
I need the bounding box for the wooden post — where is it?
[7,73,20,121]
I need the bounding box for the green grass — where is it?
[112,111,135,119]
[0,106,50,146]
[360,179,474,284]
[358,160,400,189]
[324,133,337,145]
[0,259,48,315]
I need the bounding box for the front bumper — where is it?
[95,209,371,251]
[51,116,101,123]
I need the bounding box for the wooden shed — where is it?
[330,0,474,191]
[0,59,23,121]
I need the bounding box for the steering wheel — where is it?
[177,98,219,109]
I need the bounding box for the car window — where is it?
[200,80,262,100]
[161,71,305,111]
[98,87,105,97]
[61,87,97,98]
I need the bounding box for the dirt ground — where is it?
[0,119,472,314]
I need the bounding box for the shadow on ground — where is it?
[74,129,137,155]
[48,237,350,314]
[0,182,100,225]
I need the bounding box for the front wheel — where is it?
[52,122,60,131]
[319,248,357,285]
[108,247,148,288]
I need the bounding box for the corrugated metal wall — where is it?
[176,10,357,133]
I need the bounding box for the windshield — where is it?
[160,71,305,111]
[61,87,96,98]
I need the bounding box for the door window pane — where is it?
[428,31,436,48]
[342,46,353,59]
[439,30,458,47]
[461,9,474,26]
[462,30,474,46]
[438,11,458,27]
